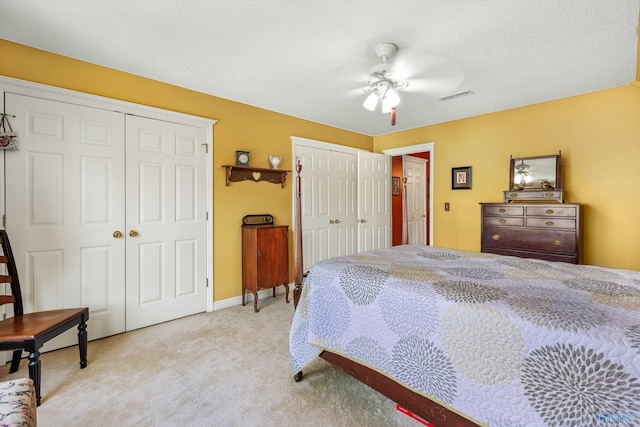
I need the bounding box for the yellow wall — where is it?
[0,40,373,301]
[2,36,640,304]
[374,84,640,270]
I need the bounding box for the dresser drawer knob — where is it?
[553,239,562,246]
[510,193,518,197]
[492,234,501,241]
[546,209,554,214]
[545,193,554,197]
[546,221,554,226]
[498,208,506,213]
[499,219,506,224]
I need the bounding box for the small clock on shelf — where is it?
[236,150,250,166]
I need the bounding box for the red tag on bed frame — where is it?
[396,404,436,426]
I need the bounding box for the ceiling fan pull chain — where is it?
[391,108,396,126]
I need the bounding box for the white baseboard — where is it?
[212,284,292,311]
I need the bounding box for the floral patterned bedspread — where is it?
[289,245,640,427]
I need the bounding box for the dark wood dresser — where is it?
[480,203,583,264]
[242,224,290,312]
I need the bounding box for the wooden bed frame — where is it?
[291,162,480,427]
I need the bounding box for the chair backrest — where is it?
[0,230,24,316]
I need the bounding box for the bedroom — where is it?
[0,1,639,425]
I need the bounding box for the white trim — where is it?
[212,284,290,311]
[383,142,435,245]
[0,76,217,312]
[0,76,216,128]
[291,136,365,155]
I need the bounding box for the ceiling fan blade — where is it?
[404,74,465,97]
[391,49,464,94]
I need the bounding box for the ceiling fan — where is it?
[361,42,466,125]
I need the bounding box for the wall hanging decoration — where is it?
[392,176,401,196]
[0,113,18,150]
[452,166,472,190]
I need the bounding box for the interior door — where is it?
[358,151,391,251]
[403,155,427,245]
[124,115,207,330]
[4,93,126,349]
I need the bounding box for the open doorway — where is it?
[383,142,434,246]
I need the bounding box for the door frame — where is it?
[383,142,434,245]
[402,155,428,245]
[0,76,216,312]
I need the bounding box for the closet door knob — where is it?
[329,220,335,224]
[129,230,139,237]
[113,231,122,238]
[334,219,340,224]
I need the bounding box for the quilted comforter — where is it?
[289,245,640,427]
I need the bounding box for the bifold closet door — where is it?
[4,93,126,350]
[124,115,207,331]
[297,145,358,273]
[3,93,209,349]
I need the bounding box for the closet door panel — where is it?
[125,115,207,331]
[4,93,126,348]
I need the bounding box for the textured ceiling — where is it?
[1,0,638,136]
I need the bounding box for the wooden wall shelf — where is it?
[223,165,290,188]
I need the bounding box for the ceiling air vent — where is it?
[439,90,474,101]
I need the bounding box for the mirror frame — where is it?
[508,153,561,191]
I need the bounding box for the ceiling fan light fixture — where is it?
[385,87,401,108]
[363,92,378,111]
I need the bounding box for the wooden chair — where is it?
[0,229,89,406]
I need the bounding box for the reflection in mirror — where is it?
[509,153,561,191]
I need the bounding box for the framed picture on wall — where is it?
[452,166,472,190]
[392,176,401,196]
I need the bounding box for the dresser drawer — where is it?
[503,190,563,202]
[526,218,576,229]
[526,206,577,217]
[483,217,524,226]
[482,205,524,216]
[482,226,577,255]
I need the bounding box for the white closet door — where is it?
[297,145,331,273]
[358,151,391,252]
[125,115,207,330]
[4,93,126,349]
[297,145,357,271]
[331,151,358,258]
[403,155,427,245]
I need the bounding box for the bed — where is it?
[289,243,640,426]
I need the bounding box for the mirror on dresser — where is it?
[504,152,563,203]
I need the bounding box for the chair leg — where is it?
[78,319,88,369]
[8,350,22,373]
[27,351,42,407]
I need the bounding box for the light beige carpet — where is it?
[2,296,418,427]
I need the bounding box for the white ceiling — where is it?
[1,0,639,136]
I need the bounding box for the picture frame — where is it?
[392,176,401,196]
[452,166,472,190]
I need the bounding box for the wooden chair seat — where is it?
[0,308,88,343]
[0,230,88,406]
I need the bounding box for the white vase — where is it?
[269,156,282,169]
